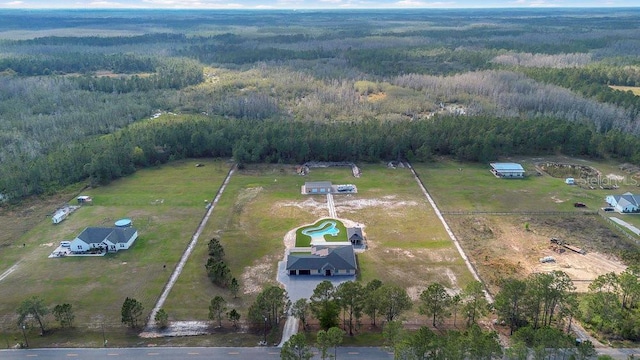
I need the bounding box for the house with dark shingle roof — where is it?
[286,245,356,276]
[606,192,640,213]
[69,227,138,253]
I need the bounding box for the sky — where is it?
[0,0,638,9]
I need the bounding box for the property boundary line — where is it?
[405,162,494,303]
[598,210,640,245]
[442,211,598,216]
[143,163,237,332]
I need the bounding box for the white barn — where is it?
[490,163,525,178]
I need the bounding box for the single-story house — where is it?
[490,163,525,178]
[287,245,356,276]
[69,227,138,253]
[605,192,640,213]
[347,227,364,246]
[304,181,333,194]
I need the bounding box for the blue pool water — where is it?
[302,220,339,239]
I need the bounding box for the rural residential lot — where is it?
[0,154,637,347]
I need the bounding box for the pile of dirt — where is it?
[536,162,599,179]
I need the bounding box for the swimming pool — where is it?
[302,220,339,239]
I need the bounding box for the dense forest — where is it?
[1,8,640,203]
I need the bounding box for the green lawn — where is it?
[412,158,639,213]
[295,219,348,247]
[0,159,231,333]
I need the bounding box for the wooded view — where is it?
[2,8,640,202]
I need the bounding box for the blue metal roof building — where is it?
[490,162,525,178]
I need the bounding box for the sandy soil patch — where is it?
[534,251,626,292]
[242,255,276,295]
[450,216,628,292]
[237,187,263,205]
[606,173,625,181]
[333,195,419,211]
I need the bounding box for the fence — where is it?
[441,210,598,216]
[597,210,640,244]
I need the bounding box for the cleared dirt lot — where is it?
[447,213,628,293]
[413,158,637,295]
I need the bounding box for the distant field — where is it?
[609,85,640,96]
[0,159,231,334]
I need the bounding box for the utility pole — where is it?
[21,324,28,348]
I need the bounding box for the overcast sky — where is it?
[0,0,638,9]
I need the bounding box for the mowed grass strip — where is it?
[0,159,231,331]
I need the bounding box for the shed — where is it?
[347,227,364,246]
[490,163,525,178]
[565,178,575,185]
[77,195,93,205]
[304,181,333,194]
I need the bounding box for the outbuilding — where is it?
[304,181,333,194]
[490,163,525,178]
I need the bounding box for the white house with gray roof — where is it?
[69,227,138,253]
[606,192,640,213]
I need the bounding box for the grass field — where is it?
[0,159,231,338]
[412,157,638,292]
[163,162,475,326]
[609,85,640,96]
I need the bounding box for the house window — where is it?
[120,243,124,247]
[77,245,82,250]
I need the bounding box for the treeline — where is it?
[344,47,497,76]
[75,58,204,93]
[0,53,156,76]
[582,266,640,341]
[521,66,640,115]
[5,113,640,201]
[178,44,334,65]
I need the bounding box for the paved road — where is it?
[0,346,393,360]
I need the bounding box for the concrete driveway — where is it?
[276,260,355,303]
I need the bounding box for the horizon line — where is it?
[1,6,639,10]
